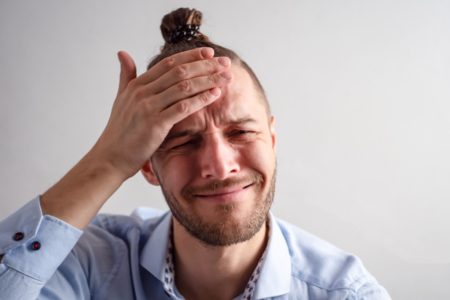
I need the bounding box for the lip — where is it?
[194,183,254,203]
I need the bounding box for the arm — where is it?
[41,47,231,229]
[352,275,392,300]
[0,197,84,300]
[0,47,231,298]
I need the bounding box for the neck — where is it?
[172,218,268,300]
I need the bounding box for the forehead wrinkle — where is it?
[168,113,257,140]
[168,64,266,137]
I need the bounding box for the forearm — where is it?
[40,150,126,230]
[41,48,227,230]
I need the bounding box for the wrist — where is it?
[87,137,140,182]
[82,149,130,184]
[41,150,127,229]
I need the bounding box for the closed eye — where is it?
[229,129,254,136]
[171,140,194,150]
[228,130,258,143]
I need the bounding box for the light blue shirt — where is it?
[0,197,390,299]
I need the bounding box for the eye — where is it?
[171,140,193,149]
[230,129,253,136]
[169,137,201,150]
[228,129,257,141]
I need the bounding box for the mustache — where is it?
[181,173,263,198]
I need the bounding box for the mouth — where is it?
[193,183,254,202]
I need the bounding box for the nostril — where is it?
[198,136,240,179]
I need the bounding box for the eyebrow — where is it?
[165,117,258,141]
[164,129,198,141]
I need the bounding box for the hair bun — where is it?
[161,8,206,44]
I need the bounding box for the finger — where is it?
[161,88,222,125]
[135,47,215,85]
[117,51,137,95]
[153,71,232,111]
[148,56,231,95]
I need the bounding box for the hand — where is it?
[41,47,231,229]
[91,47,232,180]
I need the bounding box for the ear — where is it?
[141,159,160,186]
[269,115,277,151]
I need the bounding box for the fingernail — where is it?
[220,71,232,80]
[201,47,214,58]
[218,57,230,67]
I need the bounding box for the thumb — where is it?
[117,50,137,95]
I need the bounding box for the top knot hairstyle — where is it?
[147,8,270,114]
[160,8,206,44]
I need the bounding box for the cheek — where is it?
[239,143,275,175]
[156,155,196,194]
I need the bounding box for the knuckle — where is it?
[133,87,145,100]
[199,92,210,104]
[204,59,215,72]
[127,78,138,89]
[208,73,219,84]
[142,100,154,114]
[175,101,190,115]
[174,65,188,79]
[177,80,191,94]
[161,57,176,69]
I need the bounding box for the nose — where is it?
[198,134,240,179]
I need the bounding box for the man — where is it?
[0,8,390,300]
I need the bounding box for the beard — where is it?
[159,168,276,247]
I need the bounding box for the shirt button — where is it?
[30,241,41,251]
[12,232,24,241]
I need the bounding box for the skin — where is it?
[40,47,232,229]
[142,64,277,299]
[39,48,276,299]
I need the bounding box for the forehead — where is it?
[171,64,268,132]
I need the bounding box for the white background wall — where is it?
[1,0,449,298]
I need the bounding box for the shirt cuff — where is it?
[0,196,83,282]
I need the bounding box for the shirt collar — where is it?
[139,211,292,299]
[140,211,172,282]
[253,212,292,298]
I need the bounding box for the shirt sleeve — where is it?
[352,276,392,300]
[0,196,83,299]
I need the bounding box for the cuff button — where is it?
[30,241,41,251]
[13,232,24,241]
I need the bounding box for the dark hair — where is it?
[147,8,270,114]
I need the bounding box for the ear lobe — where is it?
[141,160,160,186]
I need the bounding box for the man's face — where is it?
[149,63,276,246]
